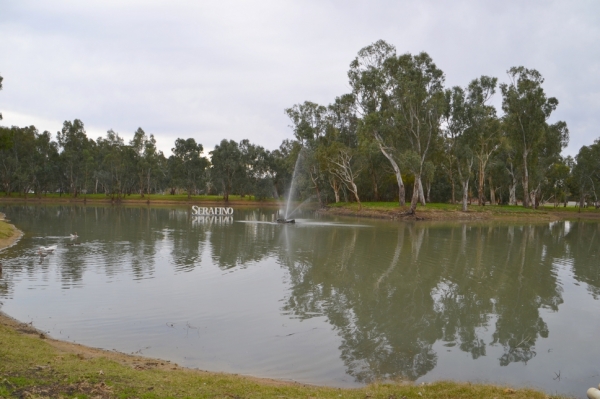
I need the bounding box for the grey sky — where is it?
[1,0,598,157]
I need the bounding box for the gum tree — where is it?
[210,139,242,202]
[466,76,502,206]
[171,138,208,200]
[386,51,445,213]
[500,67,564,208]
[349,40,407,205]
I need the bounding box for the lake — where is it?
[0,204,598,396]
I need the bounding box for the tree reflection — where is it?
[1,205,595,385]
[564,221,600,299]
[280,221,566,382]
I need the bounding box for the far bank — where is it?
[319,201,600,222]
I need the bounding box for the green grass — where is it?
[0,192,282,204]
[0,219,14,239]
[0,320,569,399]
[328,201,600,215]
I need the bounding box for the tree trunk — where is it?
[478,161,485,206]
[426,181,431,204]
[461,179,469,212]
[417,177,426,206]
[489,176,495,205]
[371,169,379,201]
[409,175,420,214]
[350,181,361,210]
[374,133,405,205]
[309,169,323,207]
[450,173,456,204]
[522,152,529,208]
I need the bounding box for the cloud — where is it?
[1,0,599,156]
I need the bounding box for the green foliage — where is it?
[3,41,598,211]
[500,67,567,208]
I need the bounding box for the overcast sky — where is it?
[1,0,599,157]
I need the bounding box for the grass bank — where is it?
[0,192,282,206]
[0,313,565,399]
[0,213,22,250]
[322,202,600,221]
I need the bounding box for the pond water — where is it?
[0,204,599,396]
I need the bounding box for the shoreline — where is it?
[3,197,600,222]
[0,196,282,207]
[318,204,600,222]
[0,310,562,399]
[0,212,23,251]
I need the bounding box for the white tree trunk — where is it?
[374,132,405,205]
[461,179,469,212]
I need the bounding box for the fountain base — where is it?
[276,219,295,224]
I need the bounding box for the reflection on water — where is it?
[0,205,599,395]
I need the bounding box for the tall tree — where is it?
[170,138,208,200]
[386,51,445,213]
[500,67,564,208]
[130,128,160,197]
[210,139,242,202]
[465,76,502,206]
[349,40,407,205]
[572,139,600,209]
[57,119,92,197]
[443,86,474,211]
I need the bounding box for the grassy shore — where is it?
[322,201,600,221]
[0,192,282,206]
[2,193,599,221]
[0,313,566,399]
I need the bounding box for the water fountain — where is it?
[278,148,305,223]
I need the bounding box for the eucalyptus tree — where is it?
[0,125,33,195]
[130,127,160,197]
[360,141,389,201]
[0,125,58,197]
[385,51,445,212]
[543,157,571,207]
[238,139,272,199]
[348,40,407,205]
[322,94,362,204]
[530,121,569,207]
[285,101,328,206]
[443,86,474,211]
[572,140,600,208]
[57,119,93,197]
[465,76,502,206]
[170,138,209,199]
[32,131,59,197]
[97,130,128,199]
[210,139,242,202]
[17,126,47,197]
[500,67,567,208]
[269,139,298,198]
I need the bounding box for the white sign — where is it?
[191,206,234,216]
